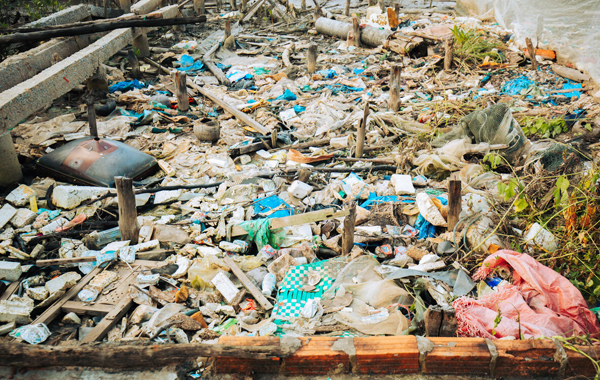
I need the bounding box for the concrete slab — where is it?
[26,4,91,28]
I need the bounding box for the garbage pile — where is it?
[1,0,600,349]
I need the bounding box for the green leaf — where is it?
[514,198,528,212]
[593,285,600,296]
[585,123,593,132]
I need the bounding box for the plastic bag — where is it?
[454,250,600,339]
[9,323,51,344]
[334,299,409,335]
[143,303,187,337]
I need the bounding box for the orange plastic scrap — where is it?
[243,98,268,113]
[288,149,333,164]
[523,48,556,60]
[387,7,399,29]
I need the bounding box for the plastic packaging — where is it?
[77,288,99,302]
[9,323,51,344]
[137,273,160,285]
[523,222,558,252]
[288,180,313,199]
[188,256,230,283]
[258,244,277,262]
[262,273,276,296]
[391,174,416,195]
[219,240,249,253]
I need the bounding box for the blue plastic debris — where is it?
[316,69,337,79]
[109,79,145,93]
[254,195,292,218]
[353,68,365,75]
[293,105,306,114]
[501,75,535,96]
[275,88,297,101]
[414,197,448,239]
[360,193,399,210]
[177,54,205,73]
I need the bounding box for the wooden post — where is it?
[270,129,277,149]
[447,179,461,231]
[394,2,400,14]
[127,49,141,79]
[216,0,221,13]
[241,0,247,12]
[114,177,140,244]
[345,0,350,16]
[526,37,537,71]
[194,0,205,14]
[230,0,237,11]
[133,34,150,58]
[301,0,306,11]
[351,17,360,48]
[444,37,454,71]
[173,71,189,112]
[355,99,369,158]
[341,202,356,255]
[119,0,132,12]
[307,43,317,74]
[86,96,98,138]
[388,65,401,112]
[224,20,231,41]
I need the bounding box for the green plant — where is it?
[521,116,568,138]
[24,0,67,21]
[450,26,503,65]
[483,152,503,170]
[497,178,529,212]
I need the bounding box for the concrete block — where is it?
[45,271,82,295]
[0,296,34,325]
[0,131,22,188]
[0,204,17,230]
[26,4,90,28]
[51,186,111,209]
[5,185,36,207]
[62,312,81,325]
[0,261,21,281]
[10,208,37,228]
[26,286,49,301]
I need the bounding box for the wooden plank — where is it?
[231,208,348,236]
[0,281,20,301]
[223,256,273,311]
[62,301,113,316]
[36,256,96,267]
[33,266,102,326]
[81,296,134,342]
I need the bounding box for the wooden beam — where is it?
[223,256,273,310]
[81,296,134,342]
[0,342,299,368]
[231,208,348,237]
[341,202,356,255]
[33,266,102,326]
[0,16,206,45]
[115,176,140,244]
[36,256,96,267]
[447,179,461,231]
[62,301,114,316]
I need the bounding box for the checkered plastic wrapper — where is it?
[271,257,347,319]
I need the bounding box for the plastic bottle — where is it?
[262,273,276,296]
[91,226,122,247]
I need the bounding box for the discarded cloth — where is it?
[453,250,600,339]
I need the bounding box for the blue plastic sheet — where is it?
[293,105,306,113]
[360,193,399,210]
[253,195,292,218]
[109,79,145,93]
[275,88,297,101]
[177,54,205,73]
[501,75,534,96]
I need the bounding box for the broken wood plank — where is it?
[0,342,299,367]
[62,301,114,316]
[0,16,207,45]
[33,266,102,326]
[115,176,140,244]
[223,256,273,310]
[341,202,356,255]
[36,256,97,267]
[81,296,134,342]
[0,281,20,302]
[203,42,231,86]
[231,208,349,236]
